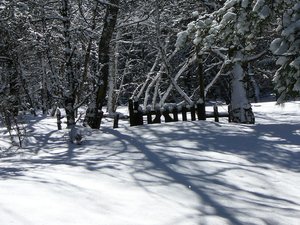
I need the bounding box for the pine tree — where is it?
[177,0,278,123]
[270,1,300,103]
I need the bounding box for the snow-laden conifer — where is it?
[270,1,300,102]
[177,0,277,123]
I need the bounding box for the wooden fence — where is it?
[127,99,229,127]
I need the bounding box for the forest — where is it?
[1,1,300,223]
[0,0,299,138]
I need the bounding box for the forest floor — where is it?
[0,101,300,225]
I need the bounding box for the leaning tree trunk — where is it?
[229,50,255,124]
[87,0,119,129]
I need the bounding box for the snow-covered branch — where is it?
[117,9,155,29]
[204,61,226,97]
[160,54,196,105]
[245,50,268,62]
[95,0,119,8]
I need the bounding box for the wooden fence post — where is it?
[129,99,143,126]
[182,106,187,121]
[163,108,173,122]
[172,107,178,122]
[113,113,119,128]
[153,108,161,124]
[147,112,152,124]
[56,109,62,130]
[136,109,144,125]
[191,104,196,121]
[128,99,135,126]
[228,105,232,123]
[213,104,219,122]
[197,102,206,120]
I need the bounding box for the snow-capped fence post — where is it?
[113,113,119,129]
[134,101,143,126]
[191,104,196,121]
[197,101,206,120]
[128,99,143,126]
[128,99,135,126]
[147,110,152,124]
[153,108,161,124]
[182,106,187,121]
[228,105,232,123]
[56,109,62,130]
[163,107,173,122]
[213,105,219,122]
[172,107,179,122]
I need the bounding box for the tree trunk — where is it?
[107,30,120,114]
[229,50,255,124]
[196,51,206,120]
[87,0,119,129]
[61,0,76,128]
[41,57,49,115]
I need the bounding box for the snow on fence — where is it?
[127,99,229,127]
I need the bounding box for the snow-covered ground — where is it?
[0,102,300,225]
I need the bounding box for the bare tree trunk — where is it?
[61,0,76,128]
[87,0,119,129]
[107,30,120,114]
[41,57,49,115]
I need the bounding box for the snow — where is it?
[258,5,271,19]
[293,79,300,91]
[221,12,237,25]
[270,38,282,53]
[192,11,199,18]
[175,31,188,49]
[224,0,239,8]
[270,1,299,102]
[290,56,300,70]
[241,0,249,8]
[1,101,300,225]
[253,0,265,13]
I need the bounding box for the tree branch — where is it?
[245,50,268,62]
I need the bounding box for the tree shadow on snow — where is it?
[106,121,300,225]
[1,119,299,224]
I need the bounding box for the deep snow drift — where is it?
[0,101,300,225]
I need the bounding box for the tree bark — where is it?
[61,0,76,128]
[229,50,255,124]
[87,0,119,129]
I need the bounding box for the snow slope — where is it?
[0,102,300,225]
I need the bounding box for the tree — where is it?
[270,1,300,103]
[1,0,298,137]
[61,0,77,127]
[176,0,280,123]
[120,0,206,108]
[86,0,120,129]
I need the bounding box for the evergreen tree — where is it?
[270,1,300,102]
[176,0,279,123]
